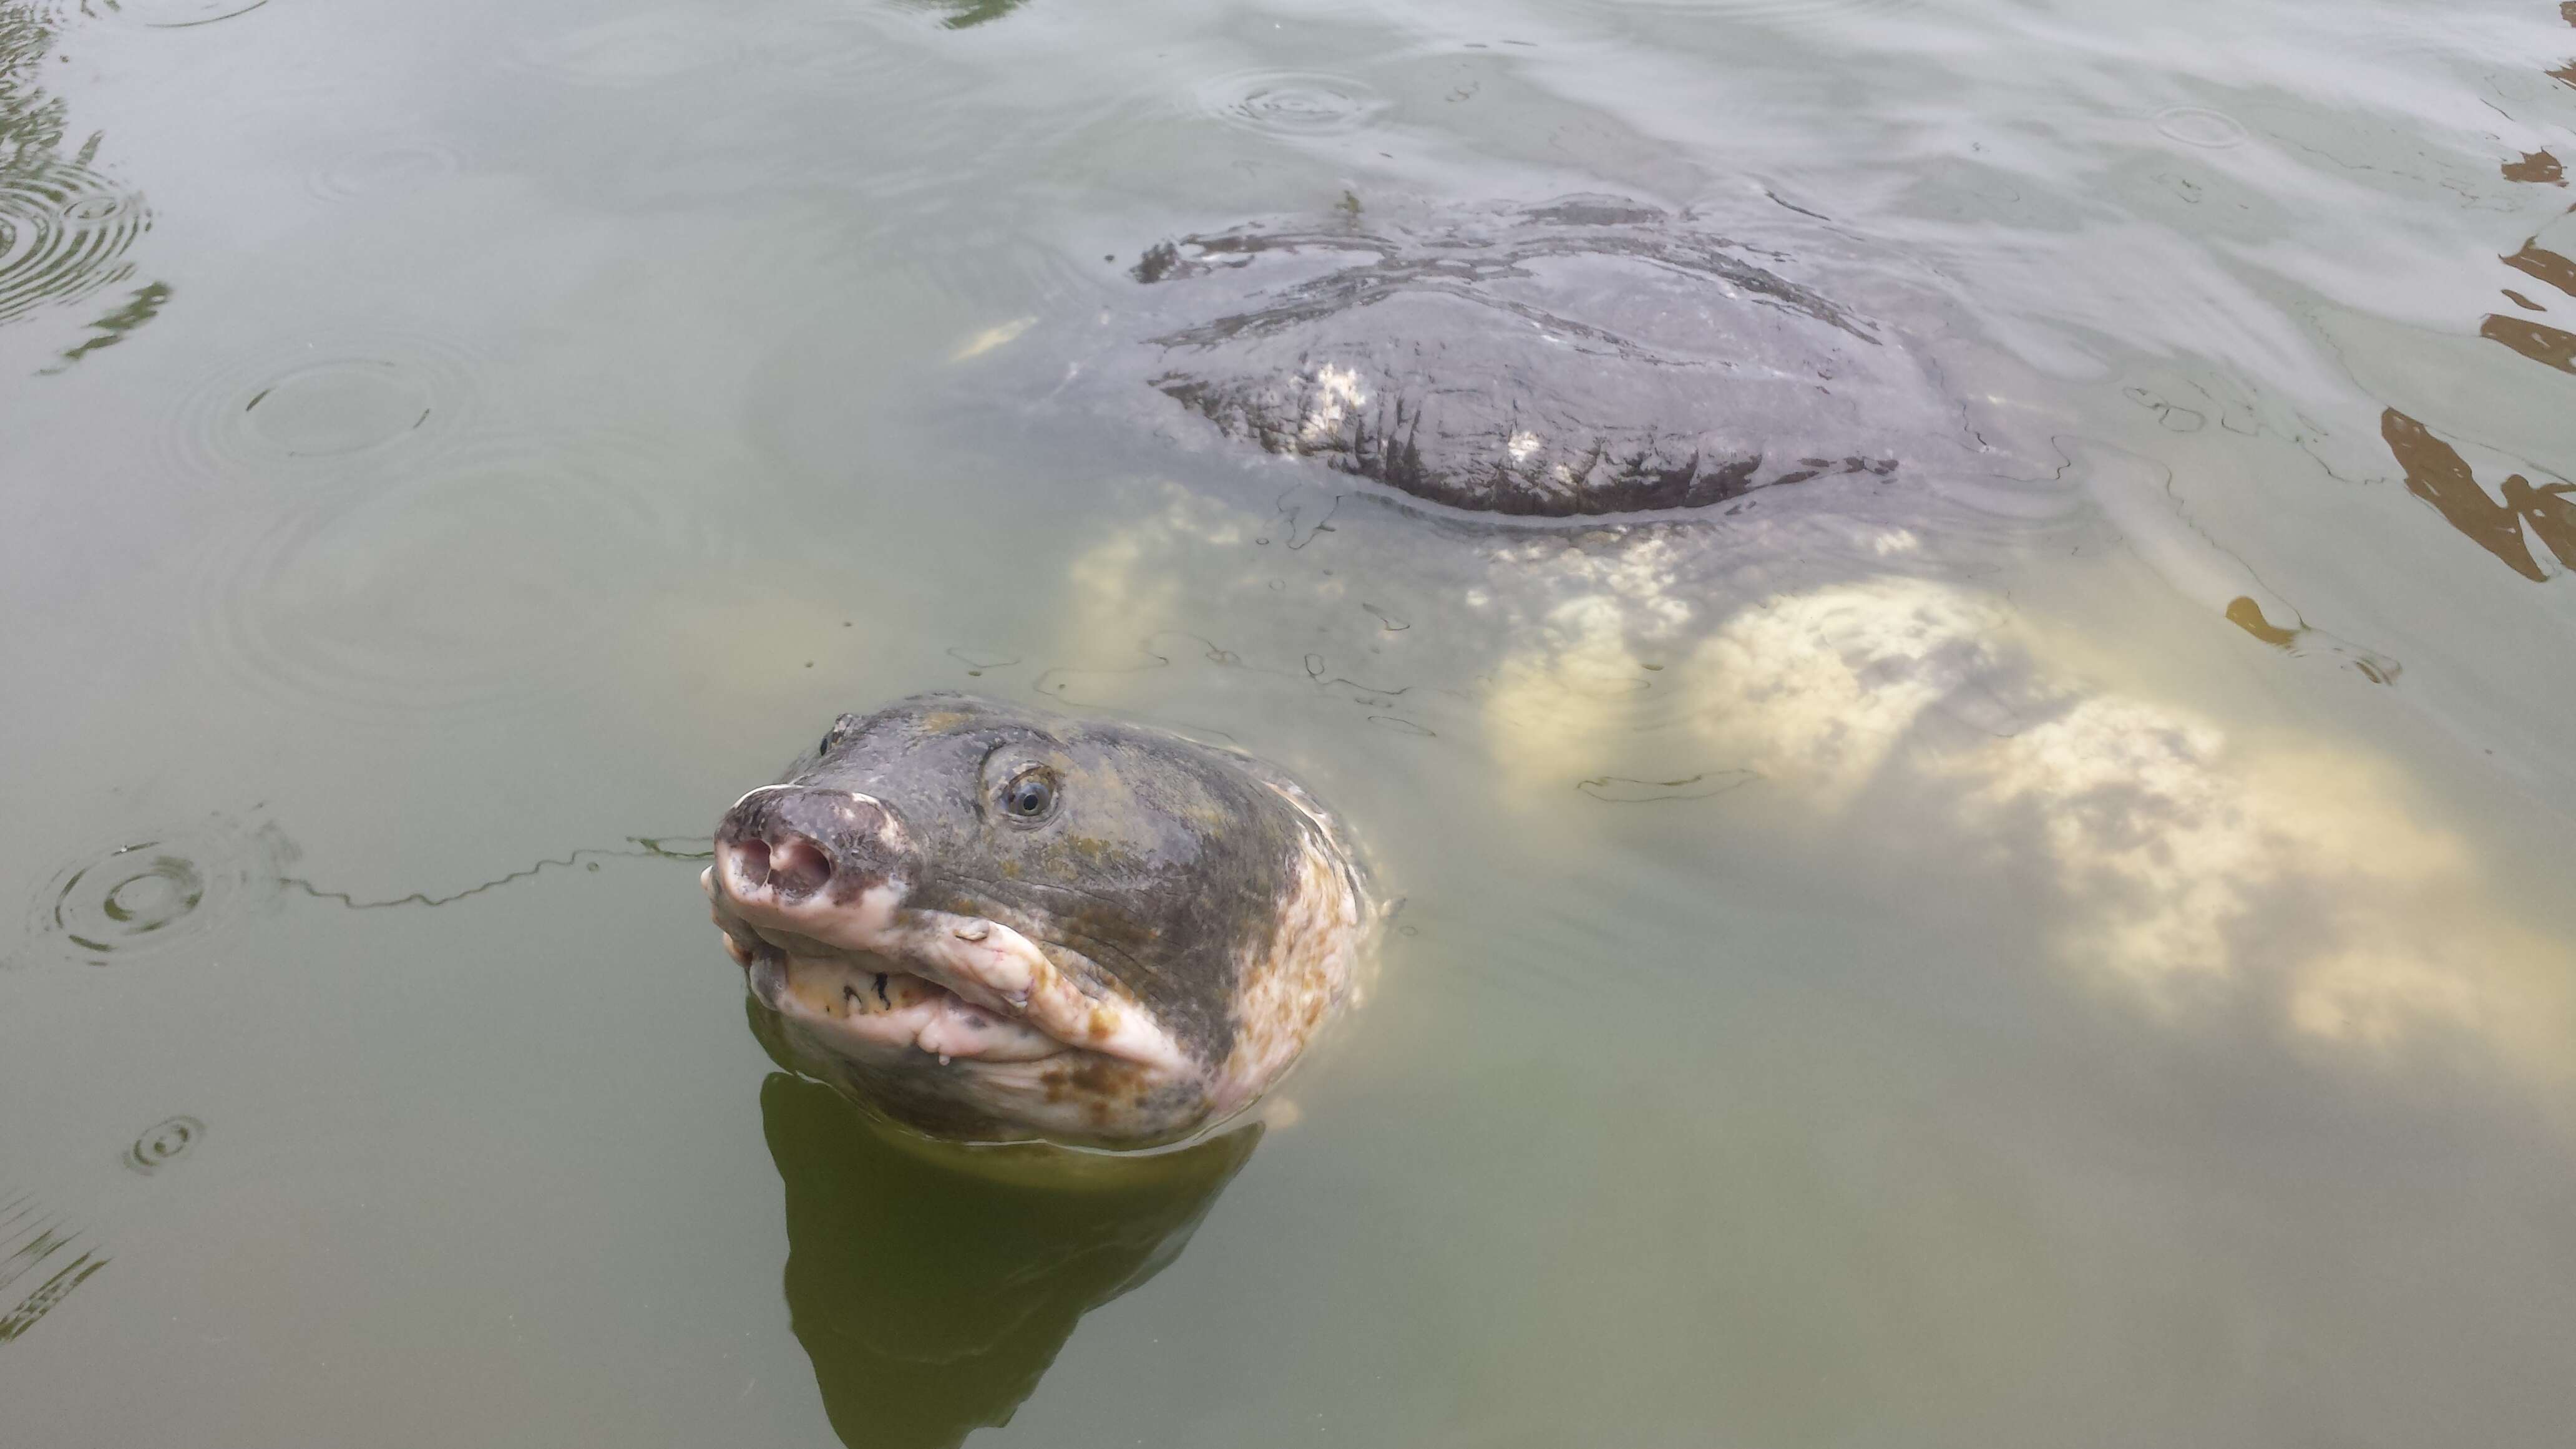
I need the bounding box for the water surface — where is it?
[5,0,2575,1445]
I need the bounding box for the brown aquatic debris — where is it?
[2223,597,2300,647]
[2381,409,2576,582]
[2501,241,2576,298]
[2480,313,2576,373]
[2502,476,2576,572]
[2500,150,2564,185]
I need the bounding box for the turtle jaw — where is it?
[703,854,1214,1146]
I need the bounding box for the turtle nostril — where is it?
[770,836,834,896]
[731,840,772,893]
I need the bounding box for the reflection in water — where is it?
[2381,409,2576,582]
[899,0,1032,29]
[1046,478,2574,1080]
[3,1118,206,1347]
[0,1189,107,1346]
[758,1065,1257,1449]
[0,161,153,328]
[0,1,163,359]
[1491,568,2576,1071]
[46,278,168,369]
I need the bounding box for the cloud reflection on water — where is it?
[1048,474,2574,1088]
[1496,564,2575,1076]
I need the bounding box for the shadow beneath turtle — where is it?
[756,1029,1261,1449]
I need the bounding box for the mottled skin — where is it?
[707,693,1368,1148]
[1106,195,1968,517]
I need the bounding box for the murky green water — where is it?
[6,0,2576,1443]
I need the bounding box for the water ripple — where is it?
[122,1116,205,1174]
[510,9,750,87]
[1577,0,1920,27]
[192,432,718,715]
[2153,106,2250,149]
[162,328,482,483]
[1194,69,1390,138]
[0,1187,108,1346]
[305,142,464,205]
[0,161,151,327]
[16,819,290,967]
[82,0,268,27]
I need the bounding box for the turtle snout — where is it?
[724,835,831,895]
[716,788,907,903]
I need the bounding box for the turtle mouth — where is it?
[724,928,1068,1066]
[701,836,1195,1078]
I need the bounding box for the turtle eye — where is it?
[1001,768,1058,822]
[815,713,864,758]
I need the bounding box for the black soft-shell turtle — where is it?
[1058,194,1984,517]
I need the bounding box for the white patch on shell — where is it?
[1507,429,1542,463]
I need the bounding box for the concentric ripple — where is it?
[2153,106,2250,149]
[305,142,463,204]
[0,1185,109,1346]
[82,0,268,27]
[245,361,437,456]
[195,433,715,715]
[512,9,749,87]
[124,1116,206,1174]
[0,161,152,327]
[162,329,481,483]
[1194,70,1389,137]
[18,820,289,966]
[1569,0,1920,28]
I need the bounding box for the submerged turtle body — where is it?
[1109,196,1972,517]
